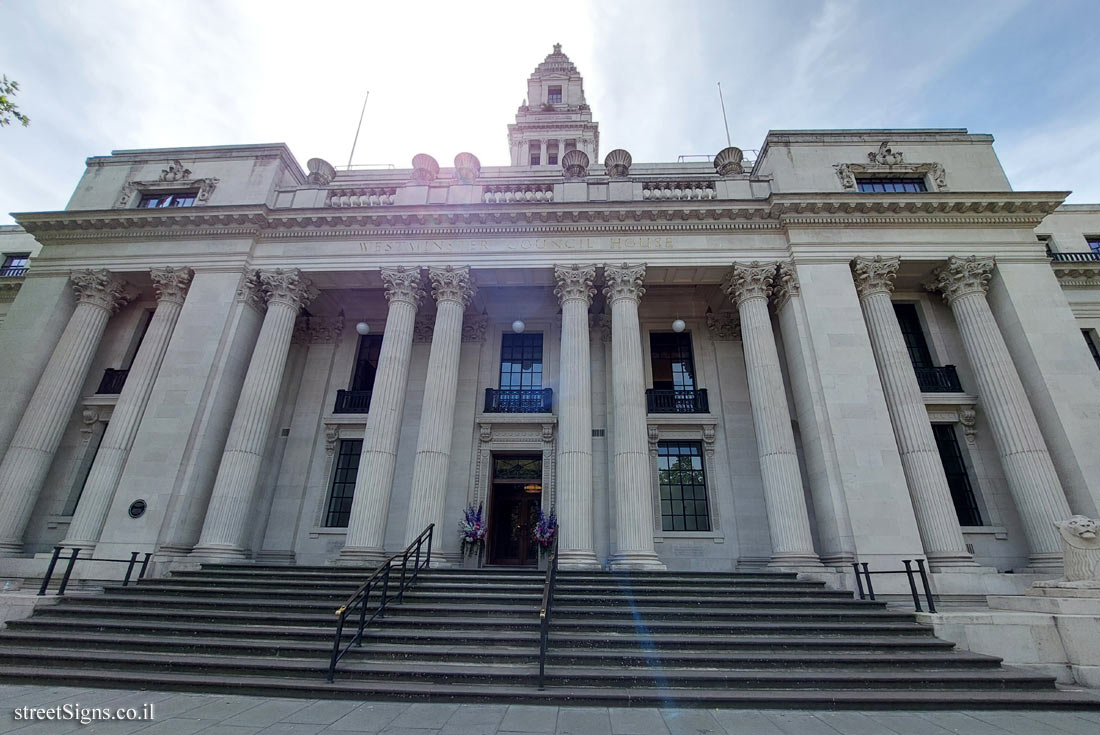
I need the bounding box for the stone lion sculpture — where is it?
[1053,515,1100,584]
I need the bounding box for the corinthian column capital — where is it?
[773,262,801,311]
[381,266,424,307]
[852,256,900,300]
[428,265,476,306]
[70,269,134,314]
[723,261,776,308]
[926,255,995,304]
[150,266,194,305]
[236,269,265,312]
[259,268,319,311]
[602,263,646,304]
[554,264,597,305]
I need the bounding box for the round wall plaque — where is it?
[128,499,147,518]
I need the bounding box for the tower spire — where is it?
[507,46,599,167]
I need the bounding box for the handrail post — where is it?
[122,551,139,586]
[380,564,391,617]
[851,562,865,600]
[138,553,152,580]
[38,546,63,596]
[425,525,433,568]
[902,560,922,612]
[861,562,875,601]
[916,559,936,613]
[398,550,409,603]
[328,614,346,682]
[355,586,369,647]
[57,548,80,596]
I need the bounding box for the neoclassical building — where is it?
[1,47,1098,593]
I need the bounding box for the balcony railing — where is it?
[914,365,962,393]
[646,388,710,414]
[0,266,28,278]
[484,388,553,414]
[1049,251,1100,263]
[334,389,373,414]
[96,369,129,395]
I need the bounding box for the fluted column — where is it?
[0,270,133,556]
[341,267,424,563]
[554,264,599,569]
[404,267,475,553]
[927,256,1071,570]
[603,263,665,570]
[724,262,820,567]
[65,267,194,551]
[853,257,975,568]
[192,269,317,559]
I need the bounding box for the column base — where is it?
[188,544,249,562]
[254,550,295,565]
[608,552,666,572]
[335,546,387,567]
[925,551,981,571]
[768,552,823,569]
[557,550,601,571]
[0,541,25,558]
[1018,552,1065,575]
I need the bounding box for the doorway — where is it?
[487,454,543,566]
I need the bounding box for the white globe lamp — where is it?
[512,320,526,334]
[355,322,370,336]
[672,319,686,333]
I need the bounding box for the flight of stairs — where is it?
[0,564,1096,709]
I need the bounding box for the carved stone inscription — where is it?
[359,236,677,254]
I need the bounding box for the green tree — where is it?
[0,75,30,127]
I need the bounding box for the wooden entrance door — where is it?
[487,454,542,566]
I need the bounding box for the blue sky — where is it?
[1,0,1098,224]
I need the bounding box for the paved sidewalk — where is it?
[0,684,1099,735]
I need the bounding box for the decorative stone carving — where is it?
[324,424,339,456]
[705,312,740,341]
[713,146,744,176]
[293,316,345,345]
[834,163,856,190]
[428,265,476,306]
[852,255,900,299]
[410,153,440,184]
[235,269,265,312]
[380,266,424,306]
[1050,516,1100,584]
[702,424,717,458]
[259,269,319,311]
[70,269,133,314]
[80,408,100,438]
[603,149,632,178]
[542,423,555,443]
[479,424,493,443]
[602,263,646,304]
[150,266,194,305]
[462,314,489,343]
[117,173,219,207]
[589,313,612,342]
[562,149,590,179]
[929,162,947,189]
[926,256,995,304]
[306,158,336,185]
[554,264,596,305]
[869,142,904,166]
[773,262,801,311]
[960,406,977,444]
[160,160,192,182]
[647,425,660,454]
[453,152,481,183]
[412,315,434,343]
[722,261,776,307]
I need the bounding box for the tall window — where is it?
[893,304,933,369]
[857,177,927,193]
[658,442,710,531]
[547,85,562,104]
[529,142,541,166]
[547,142,559,166]
[325,439,362,527]
[138,191,198,208]
[932,424,983,526]
[499,333,543,390]
[0,253,29,277]
[1084,330,1100,371]
[350,335,384,392]
[650,333,696,390]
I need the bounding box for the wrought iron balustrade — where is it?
[334,389,373,414]
[1049,251,1100,263]
[646,388,709,414]
[0,266,28,278]
[96,368,130,395]
[484,388,553,414]
[914,365,962,393]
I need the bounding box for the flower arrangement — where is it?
[459,503,487,558]
[533,508,557,550]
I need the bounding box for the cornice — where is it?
[14,208,267,243]
[770,192,1068,229]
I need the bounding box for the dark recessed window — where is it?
[529,142,541,166]
[325,439,362,527]
[1084,330,1100,371]
[0,253,29,277]
[138,191,199,208]
[932,424,983,526]
[500,333,543,390]
[893,304,934,369]
[658,442,710,532]
[351,335,384,392]
[857,177,927,193]
[547,143,559,166]
[547,85,562,104]
[650,332,696,391]
[1087,238,1100,254]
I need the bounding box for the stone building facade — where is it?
[1,48,1099,594]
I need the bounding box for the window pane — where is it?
[893,304,934,368]
[351,335,384,392]
[325,439,363,527]
[932,424,983,526]
[649,332,697,391]
[500,333,544,390]
[657,441,711,532]
[857,177,927,193]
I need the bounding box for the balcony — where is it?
[484,388,553,414]
[914,365,962,393]
[333,389,373,414]
[1049,251,1100,263]
[646,388,710,414]
[0,266,28,278]
[96,369,129,395]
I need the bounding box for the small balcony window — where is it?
[856,177,927,193]
[138,191,199,208]
[547,85,562,104]
[0,253,29,278]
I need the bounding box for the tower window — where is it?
[547,142,559,166]
[547,85,562,104]
[529,142,541,166]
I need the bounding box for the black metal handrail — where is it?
[646,388,709,414]
[327,523,434,682]
[484,388,553,414]
[1049,251,1100,263]
[537,539,559,690]
[38,546,152,596]
[333,389,373,414]
[96,368,130,395]
[913,365,962,393]
[852,559,936,613]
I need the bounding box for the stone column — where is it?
[554,264,599,569]
[724,262,820,567]
[927,256,1071,570]
[0,270,133,556]
[852,256,975,568]
[64,267,194,551]
[341,267,424,563]
[603,263,665,570]
[404,266,475,552]
[192,269,317,559]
